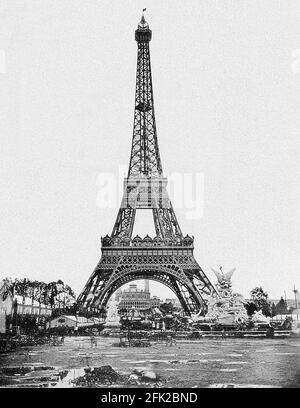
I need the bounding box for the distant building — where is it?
[14,295,52,316]
[115,288,122,302]
[117,283,161,311]
[165,298,181,309]
[49,315,104,329]
[0,280,11,334]
[0,314,5,334]
[150,296,161,308]
[118,284,150,310]
[0,280,13,316]
[0,279,52,317]
[269,298,298,311]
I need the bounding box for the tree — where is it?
[4,277,76,310]
[250,287,271,316]
[271,302,277,317]
[275,297,288,315]
[159,302,174,314]
[245,301,257,316]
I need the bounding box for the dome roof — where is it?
[120,236,131,246]
[101,235,112,246]
[132,234,142,241]
[153,235,162,241]
[183,234,193,245]
[132,235,143,245]
[153,235,163,246]
[164,237,175,246]
[138,15,149,30]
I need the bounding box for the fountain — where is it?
[205,267,248,326]
[192,267,248,327]
[251,310,271,327]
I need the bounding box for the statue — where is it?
[104,294,121,330]
[211,266,235,293]
[251,310,271,326]
[193,266,248,327]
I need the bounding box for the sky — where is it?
[0,1,300,301]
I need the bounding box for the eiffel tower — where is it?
[78,14,216,315]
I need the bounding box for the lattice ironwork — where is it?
[78,15,216,315]
[78,250,209,315]
[128,16,162,177]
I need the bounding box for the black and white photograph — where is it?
[0,0,299,397]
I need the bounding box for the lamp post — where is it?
[293,285,299,320]
[56,280,64,316]
[127,307,135,345]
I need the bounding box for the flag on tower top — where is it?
[143,8,146,12]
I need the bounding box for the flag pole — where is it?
[293,284,298,320]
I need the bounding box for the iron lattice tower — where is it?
[78,15,216,315]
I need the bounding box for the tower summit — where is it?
[129,14,161,177]
[135,14,152,42]
[78,16,216,315]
